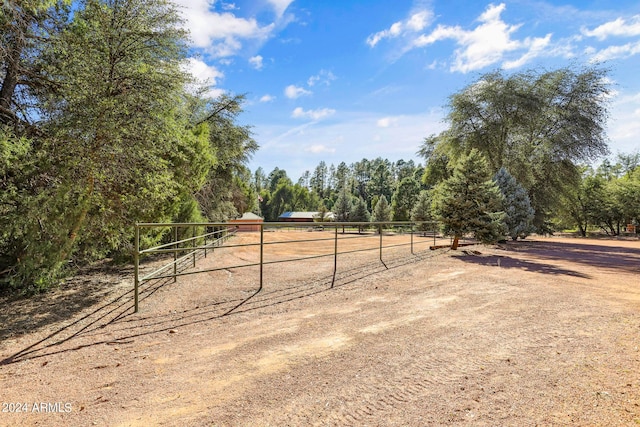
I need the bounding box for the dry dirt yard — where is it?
[1,231,640,426]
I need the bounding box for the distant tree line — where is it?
[251,66,639,246]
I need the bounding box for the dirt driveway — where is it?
[1,233,640,426]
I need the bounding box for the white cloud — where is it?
[249,55,264,70]
[174,0,278,58]
[292,107,336,120]
[411,3,553,73]
[260,94,275,102]
[366,9,434,47]
[285,85,312,99]
[588,40,640,62]
[376,117,399,128]
[307,70,337,86]
[582,15,640,41]
[221,2,237,11]
[503,34,552,69]
[182,57,225,98]
[266,0,294,19]
[306,145,336,154]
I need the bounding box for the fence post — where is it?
[379,223,382,261]
[332,224,338,288]
[433,222,437,248]
[134,224,139,313]
[259,223,264,291]
[173,226,178,283]
[192,225,196,267]
[411,223,414,255]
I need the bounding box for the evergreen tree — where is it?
[334,187,352,233]
[349,198,370,234]
[432,149,505,249]
[372,195,392,223]
[391,177,420,221]
[494,168,535,240]
[410,191,433,236]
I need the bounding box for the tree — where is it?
[494,168,534,240]
[372,195,392,224]
[334,187,352,233]
[310,161,328,198]
[421,66,610,232]
[557,166,591,237]
[1,0,209,291]
[349,198,370,233]
[432,149,505,249]
[410,191,433,236]
[368,159,394,206]
[194,94,258,221]
[418,134,452,188]
[329,161,349,197]
[391,177,420,221]
[1,0,71,127]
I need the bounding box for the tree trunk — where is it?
[58,175,95,263]
[452,235,460,250]
[0,43,22,124]
[578,224,586,237]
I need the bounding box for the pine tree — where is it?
[432,149,505,249]
[372,195,391,223]
[349,197,371,233]
[494,168,535,240]
[334,187,352,233]
[391,176,420,221]
[410,191,433,236]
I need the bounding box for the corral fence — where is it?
[133,220,459,313]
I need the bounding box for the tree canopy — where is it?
[0,0,256,293]
[420,66,610,232]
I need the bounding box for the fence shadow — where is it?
[0,248,441,366]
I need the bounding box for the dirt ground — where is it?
[1,231,640,426]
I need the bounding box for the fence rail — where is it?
[133,220,453,313]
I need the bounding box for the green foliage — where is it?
[556,157,640,236]
[420,66,610,232]
[372,195,392,223]
[391,177,420,221]
[334,187,352,222]
[494,168,535,240]
[432,149,505,245]
[350,198,371,222]
[0,1,257,293]
[410,191,433,235]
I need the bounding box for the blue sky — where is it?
[176,0,640,180]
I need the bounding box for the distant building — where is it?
[278,211,335,222]
[229,212,264,231]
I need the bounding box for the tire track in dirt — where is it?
[267,274,605,427]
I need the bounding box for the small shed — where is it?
[229,212,264,231]
[278,211,335,222]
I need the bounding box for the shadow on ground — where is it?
[453,252,591,278]
[0,249,441,366]
[0,260,133,343]
[502,240,640,275]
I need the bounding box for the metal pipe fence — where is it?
[133,220,451,313]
